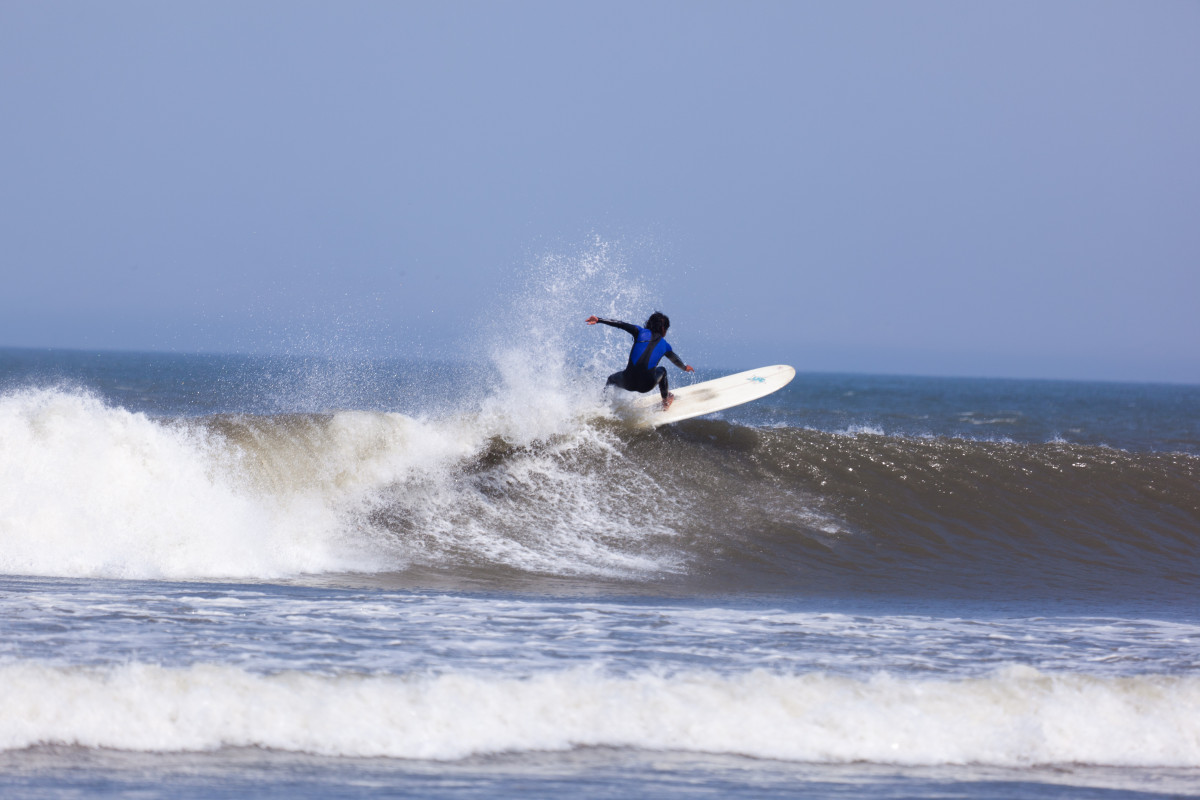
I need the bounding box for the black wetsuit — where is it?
[593,317,688,401]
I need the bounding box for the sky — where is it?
[1,1,1197,382]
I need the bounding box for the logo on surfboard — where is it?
[747,376,766,383]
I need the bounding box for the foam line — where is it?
[1,663,1197,766]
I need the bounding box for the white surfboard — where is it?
[624,365,796,428]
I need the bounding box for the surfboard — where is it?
[624,364,796,428]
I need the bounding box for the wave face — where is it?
[0,380,1197,597]
[657,422,1200,596]
[2,662,1198,766]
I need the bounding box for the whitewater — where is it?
[1,256,1199,798]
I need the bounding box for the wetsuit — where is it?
[593,317,687,401]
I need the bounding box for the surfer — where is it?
[586,312,694,409]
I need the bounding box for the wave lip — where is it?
[2,663,1198,767]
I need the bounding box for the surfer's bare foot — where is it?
[662,393,675,411]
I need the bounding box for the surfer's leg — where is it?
[655,367,671,404]
[606,371,629,391]
[651,368,675,409]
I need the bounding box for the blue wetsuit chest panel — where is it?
[628,329,672,373]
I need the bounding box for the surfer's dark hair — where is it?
[645,312,670,336]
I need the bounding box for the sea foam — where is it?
[0,662,1196,766]
[0,388,384,579]
[0,384,674,581]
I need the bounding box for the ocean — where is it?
[1,342,1198,799]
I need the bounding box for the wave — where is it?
[0,389,385,579]
[1,386,1197,592]
[0,662,1197,766]
[0,386,675,581]
[676,422,1200,594]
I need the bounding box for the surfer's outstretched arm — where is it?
[666,351,695,372]
[585,316,639,336]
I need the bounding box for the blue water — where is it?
[1,346,1198,798]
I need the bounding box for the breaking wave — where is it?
[0,384,1197,596]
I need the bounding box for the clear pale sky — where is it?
[2,1,1197,382]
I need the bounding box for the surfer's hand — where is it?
[684,365,695,373]
[585,315,599,325]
